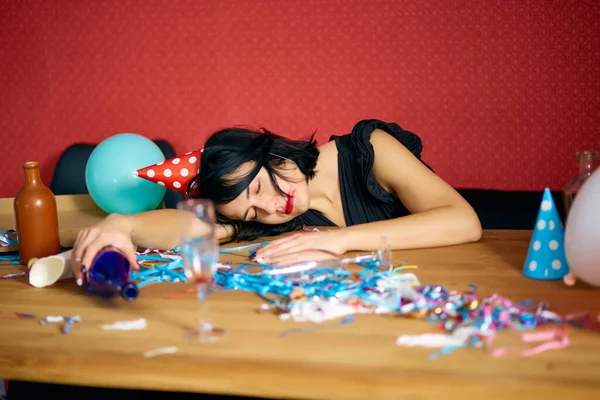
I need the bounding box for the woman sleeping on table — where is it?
[70,119,482,285]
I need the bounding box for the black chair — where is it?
[457,188,566,230]
[50,139,185,209]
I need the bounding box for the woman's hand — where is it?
[71,214,140,286]
[253,229,349,266]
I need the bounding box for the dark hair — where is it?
[187,126,320,242]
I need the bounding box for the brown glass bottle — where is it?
[13,161,61,266]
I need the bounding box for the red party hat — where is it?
[134,149,202,195]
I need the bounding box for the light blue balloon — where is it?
[85,133,167,214]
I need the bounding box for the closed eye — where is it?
[243,179,262,221]
[251,180,261,220]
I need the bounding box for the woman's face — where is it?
[217,161,310,225]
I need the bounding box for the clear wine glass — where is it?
[177,198,226,342]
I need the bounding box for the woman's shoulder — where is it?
[329,119,430,168]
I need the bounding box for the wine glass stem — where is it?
[196,282,212,331]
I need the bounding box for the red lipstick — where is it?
[284,190,295,214]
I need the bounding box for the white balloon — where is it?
[564,168,600,287]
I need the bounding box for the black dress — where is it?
[296,119,431,227]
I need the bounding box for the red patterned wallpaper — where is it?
[1,0,599,198]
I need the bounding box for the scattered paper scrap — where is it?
[143,346,178,358]
[102,318,147,330]
[396,327,481,348]
[396,334,469,348]
[279,297,371,323]
[40,315,65,325]
[39,315,81,334]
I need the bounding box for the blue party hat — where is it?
[523,188,570,280]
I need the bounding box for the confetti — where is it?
[162,287,195,299]
[15,312,35,319]
[39,315,81,334]
[143,346,178,358]
[40,315,65,325]
[62,315,81,334]
[489,329,570,357]
[0,230,17,247]
[0,271,28,279]
[132,239,594,359]
[102,318,147,331]
[396,327,481,349]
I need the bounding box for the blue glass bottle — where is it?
[86,246,139,301]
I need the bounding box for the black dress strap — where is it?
[293,119,431,228]
[329,119,431,226]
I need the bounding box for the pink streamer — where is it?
[162,287,195,299]
[0,271,28,280]
[136,248,180,260]
[490,329,570,357]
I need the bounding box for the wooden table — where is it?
[1,230,599,399]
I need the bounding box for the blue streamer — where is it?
[131,244,572,361]
[131,258,186,288]
[131,242,272,287]
[0,230,18,247]
[0,254,21,264]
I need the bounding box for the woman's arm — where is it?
[70,209,233,284]
[118,209,233,249]
[341,128,482,251]
[254,129,481,265]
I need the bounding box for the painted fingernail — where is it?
[76,278,83,286]
[80,265,87,274]
[255,257,264,263]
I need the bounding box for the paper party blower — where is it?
[523,188,570,280]
[135,149,202,196]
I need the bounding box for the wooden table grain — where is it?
[1,230,599,400]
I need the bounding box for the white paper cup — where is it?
[28,250,74,288]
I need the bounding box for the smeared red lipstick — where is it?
[284,190,295,214]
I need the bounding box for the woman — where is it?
[71,119,482,285]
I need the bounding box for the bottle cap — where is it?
[121,283,139,301]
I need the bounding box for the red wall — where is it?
[1,0,599,198]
